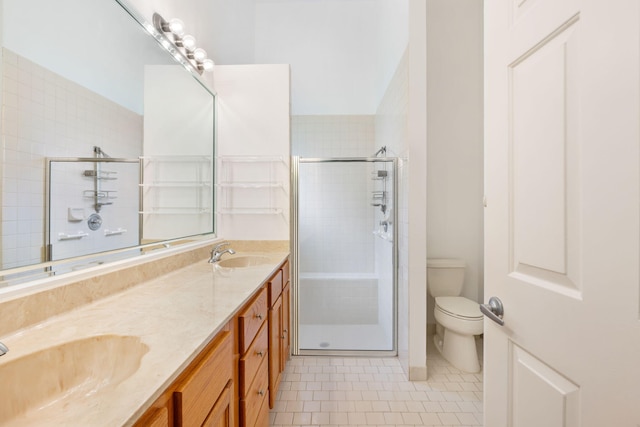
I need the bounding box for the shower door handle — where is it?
[480,296,504,326]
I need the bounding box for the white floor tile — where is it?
[270,342,484,426]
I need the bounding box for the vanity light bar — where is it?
[151,13,214,74]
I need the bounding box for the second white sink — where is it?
[217,255,271,268]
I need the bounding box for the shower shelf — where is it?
[216,208,283,215]
[216,182,282,189]
[141,155,213,216]
[216,156,289,216]
[140,182,211,188]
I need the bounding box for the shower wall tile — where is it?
[293,116,378,275]
[291,115,376,158]
[298,162,375,274]
[1,48,142,269]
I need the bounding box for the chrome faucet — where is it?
[0,341,8,356]
[208,241,236,263]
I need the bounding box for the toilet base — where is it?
[433,329,481,373]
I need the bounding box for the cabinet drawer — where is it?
[267,270,283,307]
[240,358,269,427]
[174,332,232,427]
[238,288,268,354]
[239,322,268,398]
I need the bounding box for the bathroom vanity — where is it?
[135,261,291,427]
[0,240,289,427]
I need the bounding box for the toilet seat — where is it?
[435,296,483,320]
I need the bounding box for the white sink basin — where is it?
[0,335,148,422]
[217,255,271,268]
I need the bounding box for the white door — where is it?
[484,0,640,426]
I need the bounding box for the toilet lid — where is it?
[435,297,483,319]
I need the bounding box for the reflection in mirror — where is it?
[0,0,216,286]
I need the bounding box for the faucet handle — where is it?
[0,341,8,356]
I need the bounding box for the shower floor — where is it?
[298,323,393,352]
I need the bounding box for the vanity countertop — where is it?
[0,250,289,426]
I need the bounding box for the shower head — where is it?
[373,146,387,157]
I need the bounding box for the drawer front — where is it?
[239,322,268,398]
[267,270,283,307]
[240,358,269,427]
[238,288,268,354]
[174,332,232,427]
[281,260,290,287]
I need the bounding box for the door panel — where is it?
[510,343,580,427]
[510,17,580,295]
[484,0,640,425]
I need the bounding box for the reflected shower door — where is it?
[293,157,397,355]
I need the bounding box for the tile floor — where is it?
[269,340,484,426]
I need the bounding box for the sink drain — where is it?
[319,342,330,348]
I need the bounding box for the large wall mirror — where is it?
[0,0,216,286]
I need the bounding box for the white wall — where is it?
[406,0,429,381]
[255,0,379,115]
[376,0,409,107]
[426,0,484,324]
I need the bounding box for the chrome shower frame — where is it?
[290,156,399,357]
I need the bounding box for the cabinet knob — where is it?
[258,389,265,396]
[256,350,264,357]
[255,313,263,320]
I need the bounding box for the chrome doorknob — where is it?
[481,296,504,326]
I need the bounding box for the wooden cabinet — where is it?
[174,331,233,427]
[134,323,234,427]
[267,260,290,409]
[237,287,269,427]
[135,256,290,427]
[202,382,233,427]
[281,281,290,369]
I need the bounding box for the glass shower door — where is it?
[292,157,397,355]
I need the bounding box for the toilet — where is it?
[427,258,483,373]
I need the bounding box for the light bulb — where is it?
[201,58,215,71]
[193,48,207,62]
[167,18,185,37]
[181,35,196,51]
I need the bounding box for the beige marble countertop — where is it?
[0,250,289,426]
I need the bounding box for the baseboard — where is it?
[409,366,428,381]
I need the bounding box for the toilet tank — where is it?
[427,258,466,297]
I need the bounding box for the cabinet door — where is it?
[268,295,282,409]
[202,382,233,427]
[281,282,290,369]
[174,332,232,427]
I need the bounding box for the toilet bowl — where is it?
[428,259,483,373]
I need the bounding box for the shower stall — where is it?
[291,156,397,355]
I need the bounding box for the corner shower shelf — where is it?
[217,156,288,216]
[140,155,213,216]
[216,208,283,215]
